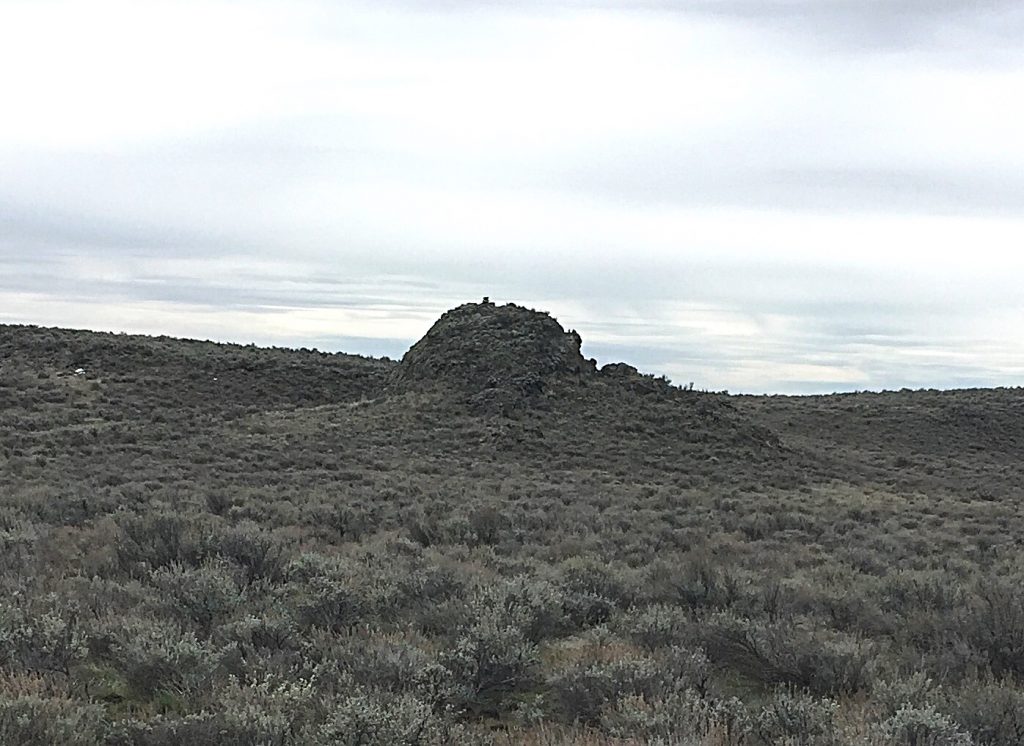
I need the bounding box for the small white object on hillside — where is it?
[74,368,86,376]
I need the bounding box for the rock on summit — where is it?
[391,300,596,396]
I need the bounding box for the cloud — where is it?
[1,1,1023,393]
[374,0,1024,56]
[551,159,1024,217]
[685,0,1024,52]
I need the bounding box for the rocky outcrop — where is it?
[390,300,596,412]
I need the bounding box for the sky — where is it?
[2,0,1024,394]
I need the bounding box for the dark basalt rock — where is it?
[390,301,596,412]
[599,362,640,378]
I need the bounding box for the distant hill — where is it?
[3,306,1023,502]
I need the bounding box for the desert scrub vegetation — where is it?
[2,313,1024,742]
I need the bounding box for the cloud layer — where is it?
[1,0,1023,393]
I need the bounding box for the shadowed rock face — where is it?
[391,301,596,400]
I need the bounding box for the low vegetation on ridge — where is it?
[1,301,1023,744]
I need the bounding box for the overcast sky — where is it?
[2,0,1023,393]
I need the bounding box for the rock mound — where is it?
[391,301,595,405]
[599,362,640,378]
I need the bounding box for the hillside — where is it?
[2,304,1024,745]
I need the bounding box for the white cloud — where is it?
[2,0,1024,392]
